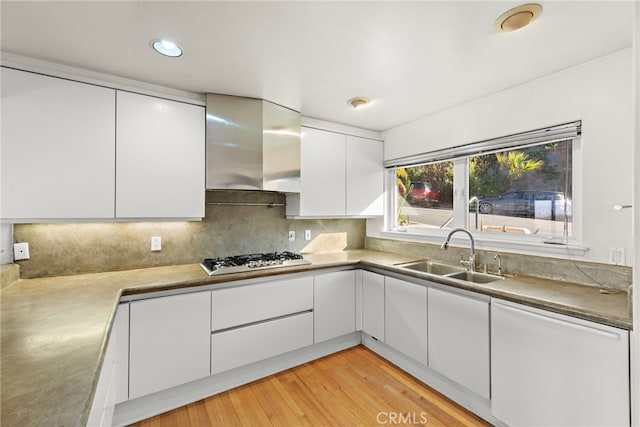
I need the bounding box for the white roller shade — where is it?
[384,121,581,168]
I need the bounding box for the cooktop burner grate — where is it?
[200,251,310,276]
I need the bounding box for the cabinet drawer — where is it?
[211,311,313,373]
[211,276,313,331]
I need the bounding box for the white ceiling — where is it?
[0,1,633,132]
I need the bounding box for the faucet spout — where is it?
[441,228,476,272]
[494,254,503,276]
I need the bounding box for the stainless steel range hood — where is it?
[206,93,301,193]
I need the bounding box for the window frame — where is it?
[382,123,586,258]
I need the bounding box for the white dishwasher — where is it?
[491,298,629,427]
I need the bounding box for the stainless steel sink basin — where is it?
[397,260,466,276]
[446,270,505,284]
[397,260,504,284]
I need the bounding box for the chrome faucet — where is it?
[441,228,476,272]
[494,254,503,276]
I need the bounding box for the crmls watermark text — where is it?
[376,412,428,425]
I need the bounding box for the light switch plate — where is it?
[14,242,30,260]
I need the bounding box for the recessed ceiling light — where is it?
[494,3,542,33]
[348,97,369,109]
[151,39,183,57]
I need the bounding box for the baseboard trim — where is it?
[113,332,360,426]
[361,334,505,426]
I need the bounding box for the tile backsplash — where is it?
[13,191,366,278]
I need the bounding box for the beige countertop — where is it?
[0,249,632,427]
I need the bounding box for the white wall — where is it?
[0,224,13,264]
[630,3,639,423]
[381,49,634,265]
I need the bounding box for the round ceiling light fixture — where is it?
[494,3,542,33]
[348,97,369,109]
[151,39,183,57]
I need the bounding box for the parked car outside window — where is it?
[402,182,441,207]
[477,190,571,219]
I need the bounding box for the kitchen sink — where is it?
[397,260,466,276]
[397,260,504,284]
[446,270,505,284]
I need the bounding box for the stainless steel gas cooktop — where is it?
[200,251,310,276]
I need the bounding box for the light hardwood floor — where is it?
[130,345,489,427]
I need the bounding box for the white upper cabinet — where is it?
[289,127,346,217]
[286,127,383,217]
[116,91,205,219]
[346,135,384,216]
[1,68,116,220]
[1,68,205,221]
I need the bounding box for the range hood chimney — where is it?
[206,93,301,193]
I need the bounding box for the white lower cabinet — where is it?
[88,304,129,426]
[211,312,313,373]
[129,291,211,399]
[491,299,629,426]
[385,277,428,365]
[113,270,632,427]
[361,270,385,342]
[210,276,315,373]
[313,270,356,343]
[114,303,130,405]
[427,287,490,399]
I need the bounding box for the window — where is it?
[396,161,454,229]
[386,122,579,244]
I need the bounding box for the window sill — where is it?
[379,229,588,259]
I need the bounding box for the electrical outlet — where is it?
[305,230,311,241]
[609,247,625,265]
[151,236,162,251]
[288,230,295,242]
[14,242,30,260]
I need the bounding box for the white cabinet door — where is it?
[346,136,383,216]
[87,303,130,425]
[491,299,629,426]
[212,312,313,373]
[314,270,356,343]
[116,91,205,219]
[129,291,210,399]
[1,68,116,220]
[362,270,385,342]
[114,303,130,404]
[385,277,427,365]
[288,127,346,217]
[287,127,383,218]
[427,287,489,399]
